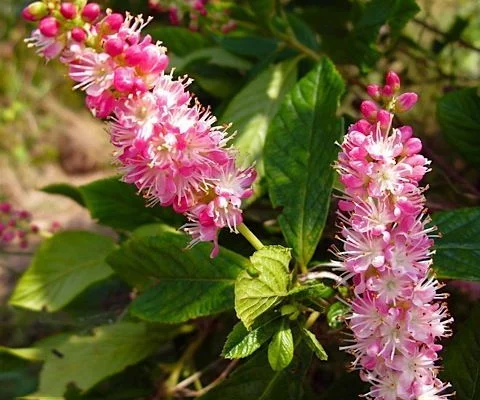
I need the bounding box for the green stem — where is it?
[237,223,264,251]
[305,311,320,330]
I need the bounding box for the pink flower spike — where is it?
[395,92,418,113]
[81,3,101,23]
[385,71,401,92]
[60,2,77,20]
[39,17,60,38]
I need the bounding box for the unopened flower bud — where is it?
[39,16,60,37]
[113,67,136,92]
[103,13,124,33]
[381,85,393,98]
[376,110,392,129]
[71,27,87,42]
[60,2,77,19]
[104,37,124,56]
[385,71,401,92]
[395,92,418,113]
[22,2,48,21]
[367,84,381,101]
[81,2,101,22]
[360,100,378,121]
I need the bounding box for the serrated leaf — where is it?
[41,183,85,206]
[200,344,312,400]
[32,322,179,397]
[107,226,249,323]
[443,305,480,399]
[264,57,344,267]
[301,329,327,361]
[235,246,292,330]
[437,87,480,166]
[222,59,298,183]
[9,232,115,312]
[79,177,182,231]
[432,207,480,281]
[222,318,281,359]
[268,320,294,371]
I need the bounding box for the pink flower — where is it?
[334,72,452,399]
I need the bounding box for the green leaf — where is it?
[200,344,312,400]
[173,47,252,72]
[327,302,350,329]
[443,305,480,399]
[264,57,344,267]
[107,226,249,323]
[289,283,335,300]
[147,26,211,56]
[9,231,115,312]
[79,177,182,231]
[248,0,275,21]
[222,59,298,180]
[222,317,281,359]
[437,87,480,166]
[41,183,85,206]
[235,246,292,330]
[432,207,480,281]
[268,319,294,371]
[217,36,278,59]
[33,322,179,397]
[301,329,327,361]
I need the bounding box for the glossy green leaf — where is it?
[173,47,252,72]
[41,183,85,206]
[301,328,327,361]
[32,322,179,397]
[443,305,480,399]
[235,246,292,330]
[107,226,249,323]
[200,344,312,400]
[432,207,480,281]
[264,57,344,267]
[79,177,182,231]
[222,59,298,178]
[268,319,294,371]
[9,231,115,312]
[248,0,275,21]
[437,87,480,166]
[222,317,281,359]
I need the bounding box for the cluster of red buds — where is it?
[0,202,60,249]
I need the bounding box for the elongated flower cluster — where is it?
[0,202,59,248]
[22,0,255,256]
[149,0,236,33]
[334,72,453,399]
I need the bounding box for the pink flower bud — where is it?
[404,137,422,156]
[138,45,168,74]
[134,78,148,92]
[71,27,87,42]
[0,202,11,213]
[104,37,124,56]
[398,125,413,141]
[103,13,124,33]
[81,3,101,23]
[113,67,136,92]
[381,85,393,98]
[385,71,401,92]
[85,92,116,118]
[124,45,143,66]
[22,2,48,21]
[60,2,77,19]
[376,110,392,129]
[360,100,378,121]
[39,17,60,37]
[169,7,180,25]
[30,224,39,233]
[395,92,418,113]
[367,84,381,101]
